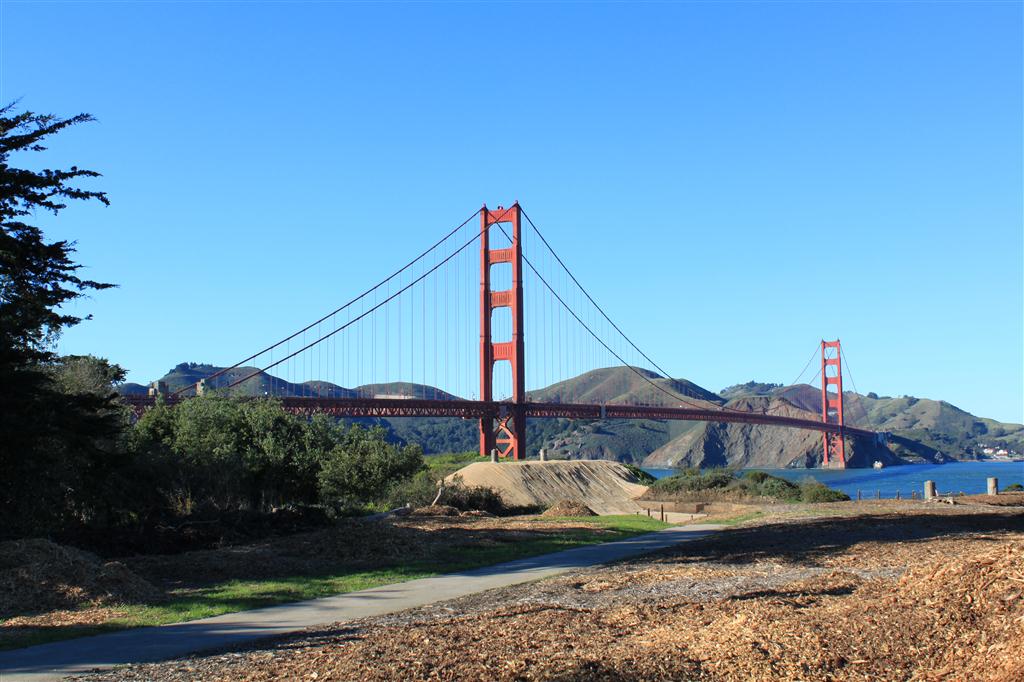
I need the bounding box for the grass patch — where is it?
[425,451,482,476]
[0,515,669,651]
[537,515,670,533]
[708,511,764,526]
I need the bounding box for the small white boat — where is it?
[873,461,884,469]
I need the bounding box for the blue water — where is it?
[642,461,1024,499]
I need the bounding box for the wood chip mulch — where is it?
[79,504,1024,682]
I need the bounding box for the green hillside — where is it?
[528,366,723,406]
[718,382,1024,460]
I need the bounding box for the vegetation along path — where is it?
[0,523,720,682]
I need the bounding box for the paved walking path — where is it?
[0,524,721,682]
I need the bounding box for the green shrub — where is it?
[744,470,770,484]
[649,468,735,494]
[1004,483,1023,492]
[799,481,850,503]
[624,463,656,484]
[318,426,425,510]
[440,479,505,514]
[757,476,801,501]
[381,470,440,510]
[684,470,734,491]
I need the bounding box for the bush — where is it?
[744,470,770,484]
[131,397,342,515]
[623,463,656,484]
[684,470,735,491]
[1004,483,1023,492]
[799,480,850,503]
[318,426,425,510]
[440,479,505,514]
[757,476,801,501]
[381,470,441,510]
[649,468,735,494]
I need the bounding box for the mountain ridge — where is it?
[119,364,1023,467]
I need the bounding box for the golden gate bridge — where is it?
[124,203,877,468]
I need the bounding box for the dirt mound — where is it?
[409,505,461,517]
[447,460,647,515]
[542,500,597,517]
[0,539,162,618]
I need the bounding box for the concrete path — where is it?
[0,524,721,682]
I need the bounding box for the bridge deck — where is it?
[122,396,876,438]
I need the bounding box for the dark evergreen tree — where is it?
[0,102,121,538]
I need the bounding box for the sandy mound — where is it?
[0,539,162,618]
[409,505,461,517]
[447,460,648,515]
[542,500,596,517]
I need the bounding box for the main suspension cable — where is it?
[172,209,481,396]
[508,217,754,414]
[521,207,683,391]
[222,223,485,391]
[491,222,729,413]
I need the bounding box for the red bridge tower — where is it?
[479,204,526,460]
[821,339,846,468]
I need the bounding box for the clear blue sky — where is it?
[2,1,1021,422]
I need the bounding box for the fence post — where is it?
[876,490,880,500]
[924,480,936,500]
[490,449,498,463]
[660,504,665,522]
[895,490,901,500]
[857,490,862,501]
[988,477,998,496]
[539,448,547,462]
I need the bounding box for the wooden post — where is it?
[490,448,498,463]
[876,490,881,500]
[987,477,998,496]
[895,490,901,500]
[857,490,862,501]
[660,504,665,522]
[924,480,936,499]
[647,507,651,517]
[539,448,547,462]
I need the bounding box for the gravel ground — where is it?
[76,501,1024,681]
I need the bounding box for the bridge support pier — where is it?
[821,339,846,468]
[479,203,526,460]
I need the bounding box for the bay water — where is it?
[642,461,1024,499]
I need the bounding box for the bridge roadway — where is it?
[122,396,877,439]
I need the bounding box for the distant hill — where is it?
[528,366,724,406]
[644,395,903,469]
[710,382,1024,463]
[125,363,458,400]
[119,364,1023,468]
